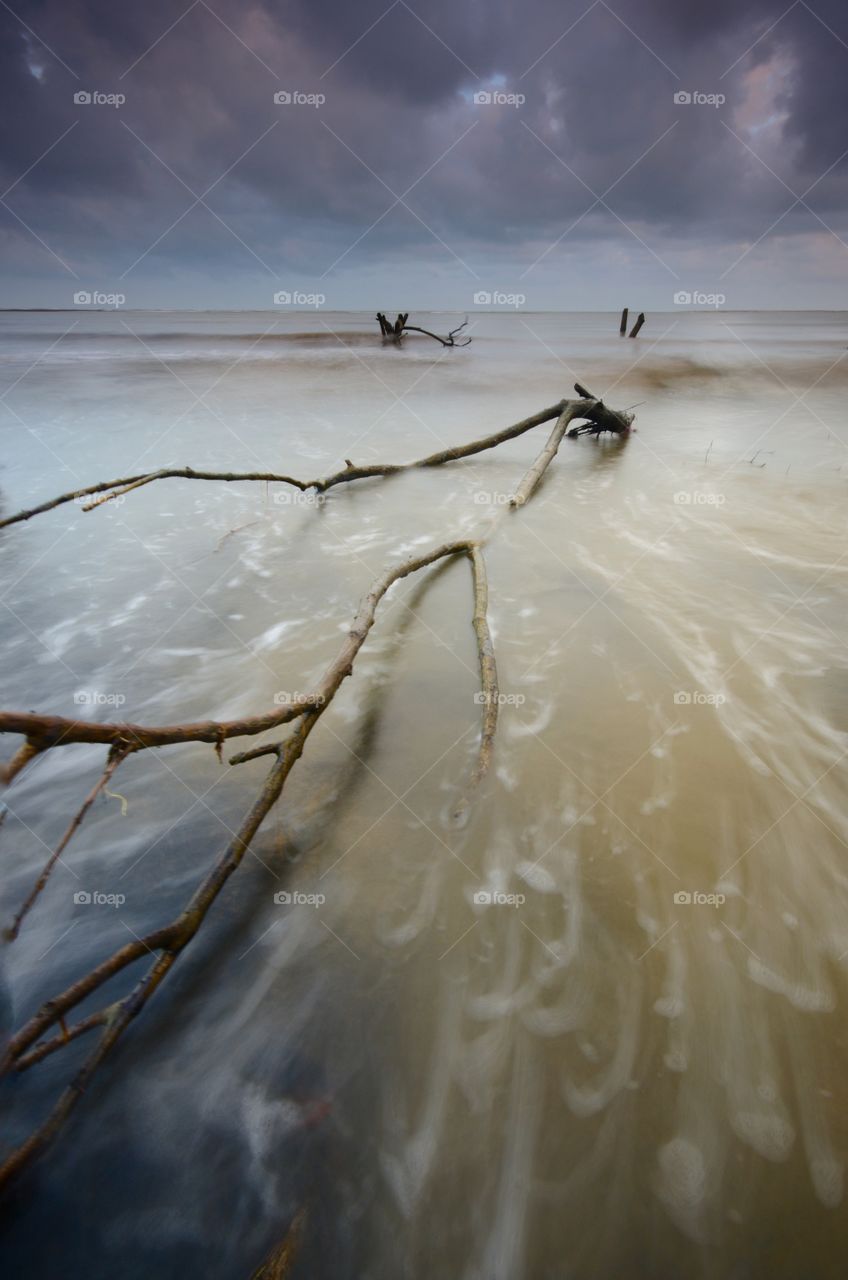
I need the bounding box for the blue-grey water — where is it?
[0,310,847,1278]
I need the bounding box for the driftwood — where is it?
[619,307,628,336]
[509,402,598,507]
[0,540,497,1190]
[566,383,635,439]
[375,312,470,347]
[0,382,637,1191]
[0,399,588,529]
[629,311,646,338]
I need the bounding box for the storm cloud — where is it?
[1,0,847,307]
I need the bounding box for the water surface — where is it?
[0,309,847,1278]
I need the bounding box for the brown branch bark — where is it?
[510,403,585,508]
[0,401,572,527]
[400,320,471,347]
[6,745,131,938]
[0,701,317,784]
[453,543,499,823]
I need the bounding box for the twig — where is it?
[401,320,471,347]
[6,745,131,939]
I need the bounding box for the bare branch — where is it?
[0,401,572,527]
[0,539,498,1190]
[6,745,131,938]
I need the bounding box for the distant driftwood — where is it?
[618,307,645,338]
[376,312,471,346]
[0,382,636,1194]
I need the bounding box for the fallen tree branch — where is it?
[511,402,585,508]
[375,313,470,346]
[0,392,635,529]
[0,539,497,1190]
[0,401,587,528]
[0,699,319,785]
[400,320,471,347]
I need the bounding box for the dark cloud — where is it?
[1,0,847,303]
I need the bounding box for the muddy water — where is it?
[0,310,846,1277]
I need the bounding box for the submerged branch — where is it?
[7,745,131,938]
[511,402,584,507]
[0,539,497,1190]
[0,399,583,527]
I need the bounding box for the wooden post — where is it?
[629,312,645,338]
[619,307,628,336]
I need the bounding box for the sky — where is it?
[1,0,847,310]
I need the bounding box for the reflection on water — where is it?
[0,310,847,1277]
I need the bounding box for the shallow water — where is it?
[0,309,847,1277]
